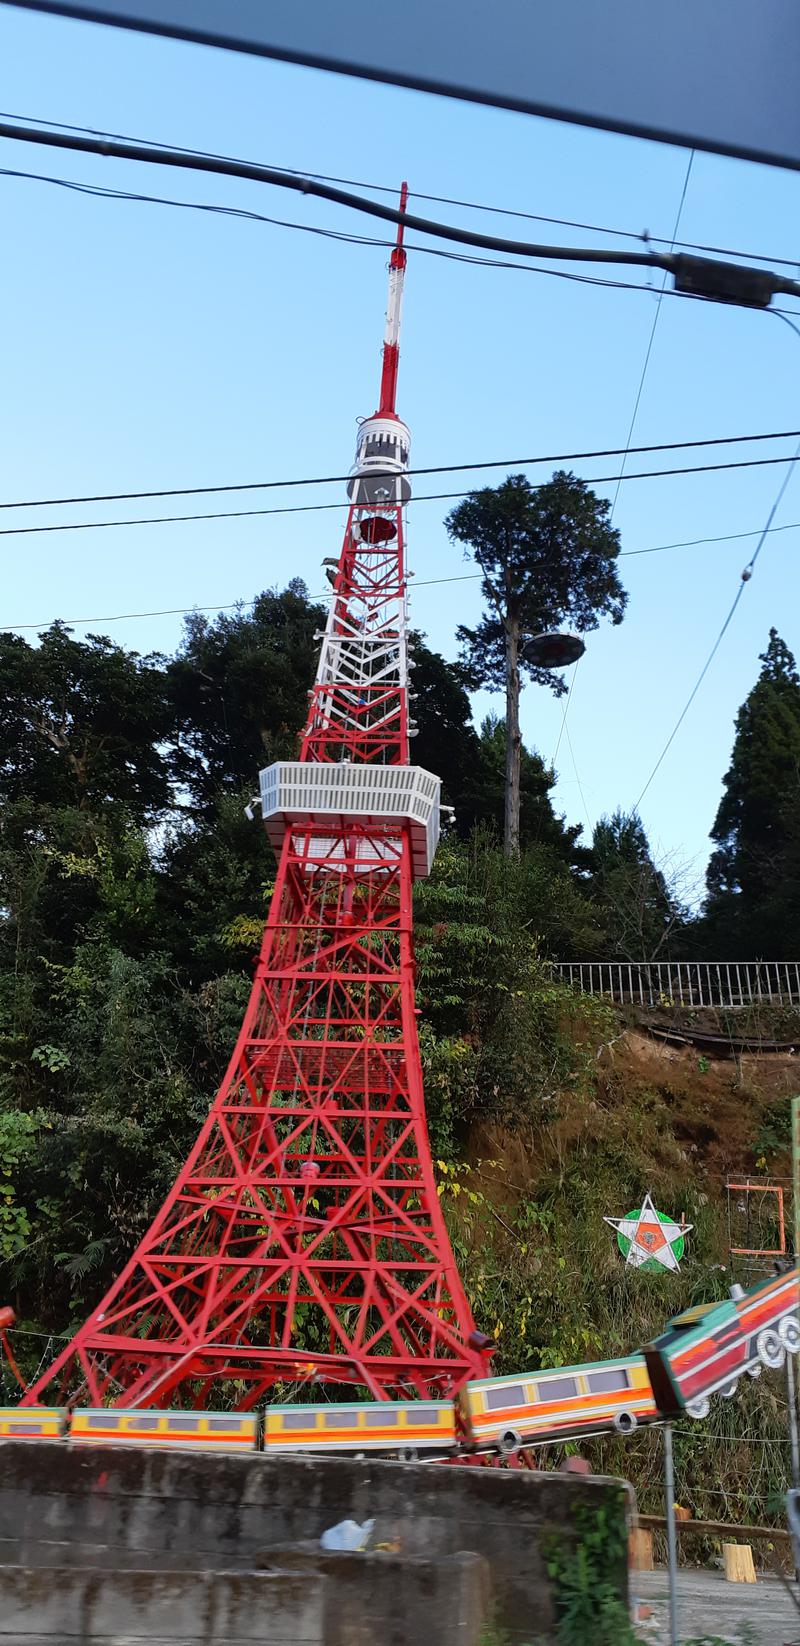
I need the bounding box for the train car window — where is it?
[85,1414,115,1429]
[168,1416,200,1432]
[536,1376,578,1401]
[485,1384,526,1410]
[207,1417,239,1432]
[413,1407,443,1424]
[586,1369,630,1394]
[282,1411,317,1429]
[364,1409,398,1427]
[133,1416,161,1431]
[323,1411,353,1428]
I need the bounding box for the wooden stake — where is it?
[629,1528,653,1571]
[723,1543,756,1584]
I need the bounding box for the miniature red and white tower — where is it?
[26,185,488,1410]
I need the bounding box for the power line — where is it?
[3,454,799,540]
[4,427,799,513]
[609,153,695,522]
[5,107,800,271]
[553,154,695,781]
[6,517,800,633]
[8,161,800,321]
[633,436,800,812]
[3,120,800,303]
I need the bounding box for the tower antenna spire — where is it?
[377,181,408,417]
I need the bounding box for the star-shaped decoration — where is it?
[604,1191,692,1271]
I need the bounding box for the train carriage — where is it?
[263,1400,455,1455]
[462,1356,657,1453]
[0,1407,66,1440]
[69,1409,259,1452]
[645,1265,800,1419]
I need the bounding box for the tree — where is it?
[590,810,684,961]
[167,582,327,813]
[446,472,626,857]
[0,622,173,822]
[705,629,800,955]
[472,715,582,858]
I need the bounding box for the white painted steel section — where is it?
[260,760,441,878]
[384,265,404,348]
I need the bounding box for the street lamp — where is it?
[521,631,586,668]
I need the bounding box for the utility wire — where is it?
[6,518,800,633]
[3,120,800,300]
[6,163,800,320]
[551,154,694,790]
[3,427,798,513]
[609,154,695,522]
[5,107,800,271]
[632,310,800,812]
[634,453,800,809]
[2,454,800,540]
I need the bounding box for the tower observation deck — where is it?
[25,184,488,1411]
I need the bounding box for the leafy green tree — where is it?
[705,629,800,954]
[473,715,583,858]
[167,583,327,812]
[590,810,683,961]
[446,473,626,857]
[0,623,173,821]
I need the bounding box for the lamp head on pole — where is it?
[522,631,586,668]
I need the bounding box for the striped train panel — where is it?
[0,1407,66,1439]
[69,1409,259,1451]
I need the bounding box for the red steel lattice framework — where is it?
[26,185,489,1411]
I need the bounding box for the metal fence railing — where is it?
[551,960,800,1010]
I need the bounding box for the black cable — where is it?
[3,427,799,513]
[632,309,800,812]
[6,161,800,327]
[609,154,695,522]
[5,517,800,633]
[2,453,799,540]
[633,438,800,812]
[6,118,799,297]
[5,107,800,271]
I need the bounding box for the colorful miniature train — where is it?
[2,1264,796,1459]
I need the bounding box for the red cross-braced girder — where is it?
[25,184,487,1411]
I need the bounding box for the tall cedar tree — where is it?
[705,629,800,955]
[446,472,626,856]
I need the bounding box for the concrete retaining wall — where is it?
[0,1443,628,1639]
[0,1552,489,1646]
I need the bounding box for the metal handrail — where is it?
[550,960,800,1009]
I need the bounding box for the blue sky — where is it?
[2,6,800,895]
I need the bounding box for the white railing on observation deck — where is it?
[551,960,800,1009]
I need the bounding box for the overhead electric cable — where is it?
[632,310,800,811]
[5,517,800,634]
[3,453,800,540]
[4,108,800,269]
[552,154,695,781]
[608,154,695,521]
[3,427,798,512]
[6,164,800,317]
[633,443,800,811]
[2,120,800,303]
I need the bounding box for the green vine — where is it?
[543,1495,643,1646]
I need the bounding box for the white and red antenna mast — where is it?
[377,180,408,418]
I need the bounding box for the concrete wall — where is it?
[0,1443,628,1638]
[0,1553,489,1646]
